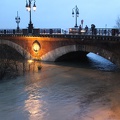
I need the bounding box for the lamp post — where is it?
[15,11,20,32]
[25,0,36,34]
[72,5,79,28]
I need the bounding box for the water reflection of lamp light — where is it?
[28,59,34,71]
[32,41,40,53]
[24,94,45,119]
[28,59,34,63]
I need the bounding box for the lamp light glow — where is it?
[32,41,40,52]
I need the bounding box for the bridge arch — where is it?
[41,45,118,65]
[0,39,32,59]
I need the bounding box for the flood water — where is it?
[0,53,120,120]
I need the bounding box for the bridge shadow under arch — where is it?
[0,44,24,60]
[55,51,89,62]
[0,40,32,60]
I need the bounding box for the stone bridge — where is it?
[0,34,120,67]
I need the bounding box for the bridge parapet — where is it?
[0,28,119,36]
[0,34,120,42]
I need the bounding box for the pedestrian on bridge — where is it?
[85,25,88,34]
[79,25,82,34]
[91,24,96,35]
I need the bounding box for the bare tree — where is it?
[115,16,120,29]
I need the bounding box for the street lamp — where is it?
[25,0,36,34]
[15,11,20,32]
[72,5,79,28]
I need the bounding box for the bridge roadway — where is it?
[0,34,120,67]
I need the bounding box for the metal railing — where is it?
[69,28,119,36]
[0,28,119,37]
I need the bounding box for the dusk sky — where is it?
[0,0,120,30]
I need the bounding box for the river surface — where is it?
[0,53,120,120]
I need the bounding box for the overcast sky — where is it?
[0,0,120,30]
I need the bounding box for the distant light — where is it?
[81,30,85,33]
